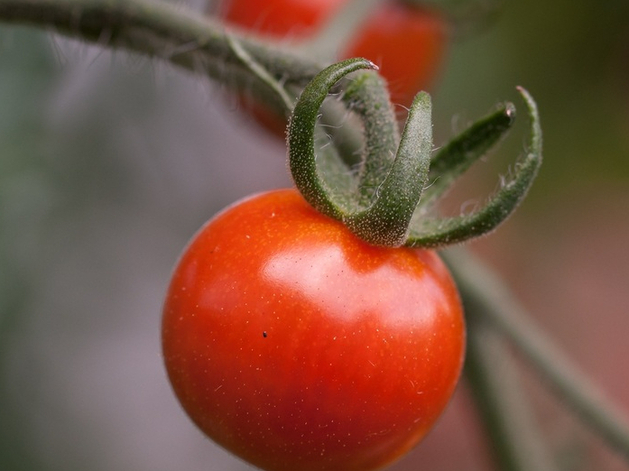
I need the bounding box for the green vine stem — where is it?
[445,247,629,463]
[0,0,323,119]
[466,317,559,471]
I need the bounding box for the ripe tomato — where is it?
[162,189,465,471]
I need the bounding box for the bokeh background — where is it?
[1,0,628,470]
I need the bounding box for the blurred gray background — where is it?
[1,0,628,470]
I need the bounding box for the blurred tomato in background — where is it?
[220,0,448,107]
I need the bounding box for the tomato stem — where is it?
[0,0,325,123]
[446,248,629,464]
[289,58,436,247]
[289,64,542,248]
[465,318,560,471]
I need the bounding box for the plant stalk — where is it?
[445,247,629,464]
[465,317,559,471]
[0,0,323,111]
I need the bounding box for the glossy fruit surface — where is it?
[222,0,448,107]
[162,189,465,471]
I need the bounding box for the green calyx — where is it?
[287,58,542,249]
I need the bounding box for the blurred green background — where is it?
[1,0,628,470]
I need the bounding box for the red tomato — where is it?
[162,189,465,471]
[222,0,448,108]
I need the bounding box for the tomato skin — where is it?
[162,189,465,471]
[222,0,448,108]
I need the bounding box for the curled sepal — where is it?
[340,72,400,206]
[406,87,542,248]
[288,58,378,219]
[417,101,517,211]
[345,92,432,247]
